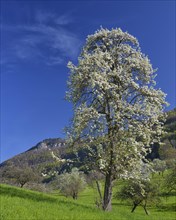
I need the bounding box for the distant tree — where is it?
[3,167,38,188]
[66,27,167,210]
[164,166,176,194]
[116,179,160,215]
[57,168,86,199]
[159,145,176,168]
[163,108,176,148]
[152,159,167,176]
[159,108,176,166]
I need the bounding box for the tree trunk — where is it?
[96,180,103,204]
[72,192,77,200]
[102,173,113,211]
[143,201,149,215]
[102,99,114,211]
[131,203,138,213]
[20,183,25,188]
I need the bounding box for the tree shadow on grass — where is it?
[160,192,176,197]
[112,201,131,207]
[156,204,176,212]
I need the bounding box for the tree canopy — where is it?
[66,27,167,211]
[56,168,86,199]
[116,179,160,215]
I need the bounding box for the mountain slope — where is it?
[0,138,71,185]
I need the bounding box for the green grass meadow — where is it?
[0,182,175,220]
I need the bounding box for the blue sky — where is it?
[1,0,175,162]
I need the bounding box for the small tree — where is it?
[152,159,167,176]
[116,179,160,215]
[3,167,37,188]
[57,168,86,199]
[66,27,167,210]
[164,165,176,194]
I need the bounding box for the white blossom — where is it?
[66,27,168,209]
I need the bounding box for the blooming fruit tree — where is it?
[66,28,167,211]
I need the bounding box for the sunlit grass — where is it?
[0,182,175,220]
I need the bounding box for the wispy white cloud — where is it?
[20,25,80,63]
[55,14,73,25]
[1,11,81,66]
[35,11,55,24]
[35,10,73,26]
[47,56,64,66]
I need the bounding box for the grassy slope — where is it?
[0,183,175,220]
